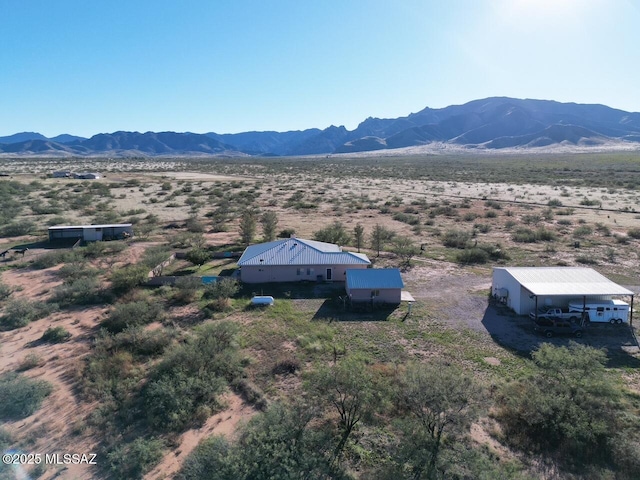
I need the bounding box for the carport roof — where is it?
[497,267,633,296]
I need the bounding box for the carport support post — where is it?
[534,295,538,321]
[631,294,634,327]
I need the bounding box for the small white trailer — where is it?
[568,299,630,324]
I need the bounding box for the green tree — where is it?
[239,209,257,245]
[497,342,621,467]
[395,362,483,480]
[393,235,419,267]
[186,247,210,267]
[370,224,395,256]
[260,211,278,242]
[314,221,351,245]
[306,357,379,460]
[353,223,365,252]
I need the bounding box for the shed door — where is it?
[326,268,332,281]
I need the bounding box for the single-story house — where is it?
[52,171,73,178]
[492,266,634,316]
[48,223,133,242]
[346,268,404,304]
[237,237,370,283]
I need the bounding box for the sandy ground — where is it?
[144,392,256,480]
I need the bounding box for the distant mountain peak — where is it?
[2,97,640,156]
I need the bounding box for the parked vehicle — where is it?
[529,307,580,322]
[533,317,584,338]
[568,300,629,324]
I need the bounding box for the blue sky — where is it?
[1,0,639,137]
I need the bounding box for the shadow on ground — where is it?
[311,298,401,322]
[481,301,640,367]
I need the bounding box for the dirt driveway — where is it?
[404,263,640,365]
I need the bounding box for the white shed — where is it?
[492,267,634,319]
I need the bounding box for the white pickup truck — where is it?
[529,307,580,322]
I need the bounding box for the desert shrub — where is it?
[431,205,458,217]
[271,357,301,375]
[0,282,11,302]
[203,278,239,300]
[474,223,491,233]
[576,255,598,265]
[110,264,149,293]
[557,219,572,226]
[172,276,202,304]
[0,372,53,420]
[17,353,43,371]
[573,225,593,238]
[143,322,243,432]
[57,261,98,281]
[536,227,556,242]
[456,243,507,265]
[512,227,556,243]
[484,210,498,218]
[106,436,165,479]
[548,199,563,207]
[81,349,142,402]
[580,198,601,207]
[41,326,72,343]
[107,327,176,357]
[102,300,164,334]
[185,217,205,233]
[0,299,56,330]
[30,250,82,269]
[627,228,640,239]
[614,234,630,244]
[522,214,542,225]
[485,199,502,209]
[512,228,537,243]
[51,277,107,306]
[456,248,489,264]
[393,212,420,225]
[0,220,36,237]
[496,343,623,470]
[442,229,472,249]
[462,212,478,222]
[313,221,351,245]
[278,228,296,238]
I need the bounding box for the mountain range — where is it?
[3,97,640,157]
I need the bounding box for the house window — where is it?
[307,268,314,276]
[371,290,380,298]
[297,268,303,276]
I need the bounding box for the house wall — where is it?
[240,263,368,283]
[348,288,401,304]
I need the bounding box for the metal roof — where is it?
[237,238,370,266]
[48,224,133,230]
[496,267,633,296]
[346,268,404,290]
